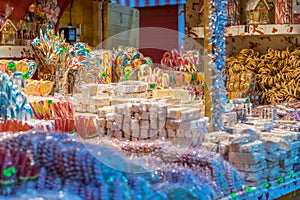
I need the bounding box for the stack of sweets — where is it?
[95,99,208,142]
[113,81,150,99]
[229,139,267,187]
[202,127,267,187]
[73,83,111,113]
[203,125,300,186]
[261,131,300,178]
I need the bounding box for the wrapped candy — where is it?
[1,59,37,79]
[113,46,153,81]
[0,132,216,199]
[161,46,200,72]
[0,72,32,124]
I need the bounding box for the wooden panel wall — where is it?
[103,3,139,49]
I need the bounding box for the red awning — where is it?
[112,0,186,7]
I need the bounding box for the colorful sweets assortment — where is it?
[161,47,200,72]
[113,46,153,81]
[0,131,245,200]
[2,25,300,199]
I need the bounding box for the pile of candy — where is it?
[0,59,37,78]
[32,29,70,93]
[253,102,300,122]
[113,46,153,81]
[0,72,32,122]
[138,67,204,88]
[161,47,200,72]
[0,131,245,200]
[28,95,75,132]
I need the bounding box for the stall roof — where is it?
[111,0,186,7]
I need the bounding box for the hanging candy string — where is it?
[209,0,228,131]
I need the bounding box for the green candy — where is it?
[48,100,53,104]
[21,73,29,80]
[229,193,237,198]
[246,187,254,193]
[59,48,67,54]
[277,177,285,184]
[149,83,156,89]
[290,174,296,178]
[124,72,131,81]
[262,183,270,188]
[7,63,16,70]
[70,130,76,134]
[3,166,16,177]
[101,73,107,78]
[191,73,196,81]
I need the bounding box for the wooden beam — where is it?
[93,1,103,47]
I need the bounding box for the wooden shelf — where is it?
[189,24,300,38]
[0,45,34,59]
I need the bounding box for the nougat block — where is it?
[229,152,264,165]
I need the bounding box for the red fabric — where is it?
[138,5,178,64]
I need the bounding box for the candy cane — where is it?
[138,64,152,82]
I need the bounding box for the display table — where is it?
[222,173,300,200]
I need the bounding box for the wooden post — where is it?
[93,1,102,47]
[203,0,214,131]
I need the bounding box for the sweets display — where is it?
[204,124,300,187]
[27,95,75,132]
[72,81,207,140]
[226,47,300,104]
[1,24,300,199]
[0,131,247,200]
[0,72,32,122]
[160,47,200,72]
[113,46,152,81]
[0,59,37,78]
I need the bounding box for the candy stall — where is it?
[0,0,300,200]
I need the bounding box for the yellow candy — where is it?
[184,73,192,83]
[40,81,53,96]
[16,61,29,74]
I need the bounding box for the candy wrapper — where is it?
[27,95,75,132]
